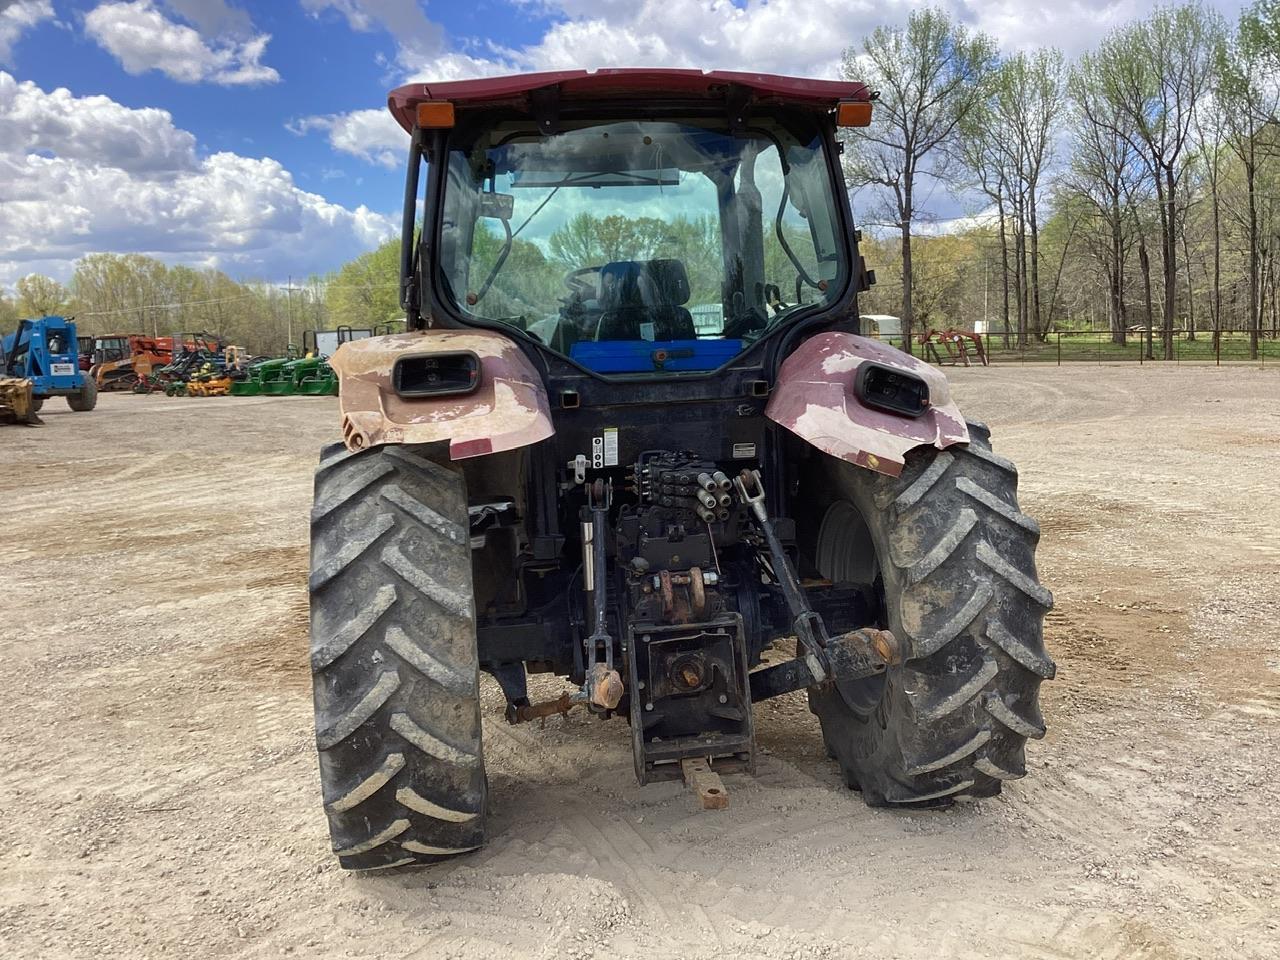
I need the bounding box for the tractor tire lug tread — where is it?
[802,421,1052,806]
[310,443,486,870]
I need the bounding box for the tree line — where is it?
[0,255,330,356]
[845,0,1280,359]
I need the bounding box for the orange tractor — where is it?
[86,333,224,391]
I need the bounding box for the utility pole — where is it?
[287,274,294,353]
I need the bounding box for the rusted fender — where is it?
[765,332,968,477]
[329,329,554,459]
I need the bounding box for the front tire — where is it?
[310,442,487,870]
[67,378,97,412]
[799,423,1055,805]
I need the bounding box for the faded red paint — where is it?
[765,332,969,478]
[329,329,554,460]
[388,69,871,134]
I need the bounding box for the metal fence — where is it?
[874,331,1278,366]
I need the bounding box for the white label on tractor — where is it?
[51,363,75,376]
[591,436,604,468]
[732,442,756,459]
[602,427,619,466]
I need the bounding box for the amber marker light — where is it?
[416,101,456,128]
[836,101,873,127]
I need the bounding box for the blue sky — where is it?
[0,0,1247,287]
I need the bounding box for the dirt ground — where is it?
[1,365,1278,960]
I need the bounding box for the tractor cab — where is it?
[392,70,876,376]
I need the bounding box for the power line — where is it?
[76,293,255,317]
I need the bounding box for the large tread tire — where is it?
[310,441,486,870]
[67,377,96,412]
[802,422,1055,805]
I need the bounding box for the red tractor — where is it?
[308,70,1054,870]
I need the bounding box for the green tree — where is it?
[470,223,562,319]
[547,213,723,304]
[325,237,402,331]
[16,274,72,317]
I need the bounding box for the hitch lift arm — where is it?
[579,478,624,711]
[733,469,901,702]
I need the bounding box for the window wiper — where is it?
[775,182,820,292]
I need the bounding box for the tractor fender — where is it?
[765,331,968,478]
[329,329,554,459]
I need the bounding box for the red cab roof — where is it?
[387,68,870,134]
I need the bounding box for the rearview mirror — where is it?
[479,192,515,220]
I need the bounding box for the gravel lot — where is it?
[2,364,1278,960]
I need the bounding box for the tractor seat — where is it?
[595,259,696,342]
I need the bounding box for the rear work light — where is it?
[836,101,873,127]
[416,101,455,128]
[853,362,929,417]
[392,351,480,398]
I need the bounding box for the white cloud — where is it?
[84,0,280,86]
[160,0,253,38]
[500,0,859,79]
[300,0,444,66]
[0,72,197,173]
[288,107,404,168]
[294,0,1248,174]
[0,71,395,284]
[0,0,53,64]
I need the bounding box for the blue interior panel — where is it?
[570,339,743,374]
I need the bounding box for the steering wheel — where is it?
[563,266,598,300]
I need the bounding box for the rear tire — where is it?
[799,423,1055,805]
[67,378,97,412]
[310,442,486,870]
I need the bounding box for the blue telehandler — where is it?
[1,316,97,417]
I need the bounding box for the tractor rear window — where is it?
[437,118,846,374]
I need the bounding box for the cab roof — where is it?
[387,69,870,134]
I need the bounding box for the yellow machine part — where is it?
[187,377,232,397]
[0,377,39,425]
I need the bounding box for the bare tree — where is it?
[842,7,996,353]
[1192,82,1229,347]
[1218,5,1280,358]
[956,103,1015,345]
[1067,62,1145,344]
[1093,3,1223,358]
[996,49,1066,340]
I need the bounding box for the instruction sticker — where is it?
[51,363,75,376]
[602,427,619,466]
